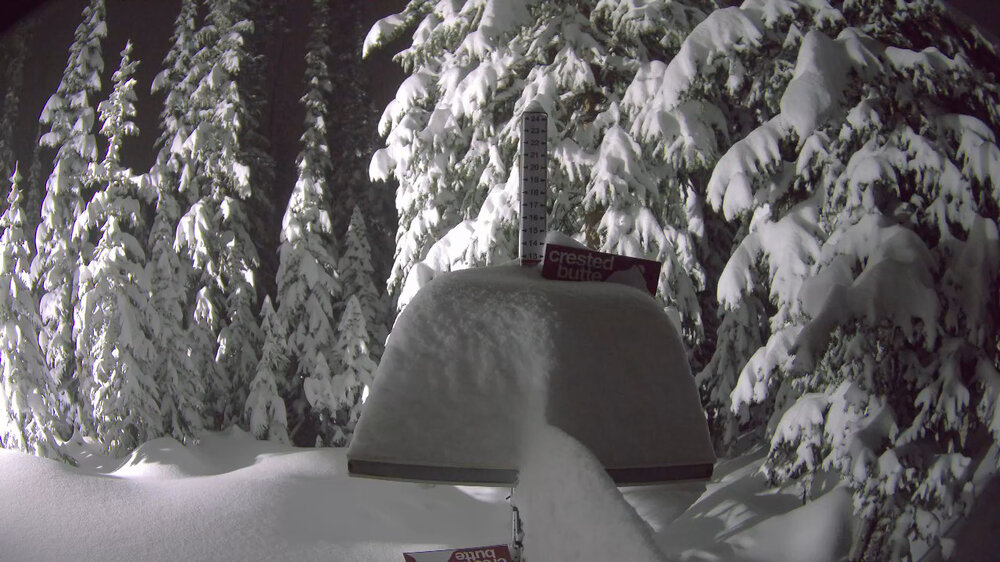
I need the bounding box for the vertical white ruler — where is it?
[519,105,547,266]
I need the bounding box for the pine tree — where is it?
[370,0,1000,557]
[74,41,160,456]
[302,294,375,446]
[277,0,342,445]
[331,294,377,443]
[33,0,107,437]
[246,296,288,443]
[366,0,712,353]
[151,0,200,201]
[673,1,1000,557]
[0,167,59,458]
[175,0,263,428]
[340,205,388,355]
[148,0,205,443]
[147,187,203,443]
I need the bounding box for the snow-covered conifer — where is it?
[174,0,263,428]
[246,296,289,443]
[371,0,1000,556]
[339,206,387,355]
[304,294,375,446]
[74,41,161,456]
[677,1,1000,557]
[33,0,107,436]
[331,294,377,442]
[0,167,59,458]
[147,0,205,443]
[276,0,342,445]
[147,187,203,443]
[366,0,711,353]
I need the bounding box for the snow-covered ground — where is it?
[0,427,859,562]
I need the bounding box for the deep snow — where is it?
[348,264,714,485]
[0,427,860,562]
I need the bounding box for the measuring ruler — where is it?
[519,107,547,266]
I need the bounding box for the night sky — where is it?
[1,0,407,181]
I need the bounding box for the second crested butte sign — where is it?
[403,544,513,562]
[541,243,662,296]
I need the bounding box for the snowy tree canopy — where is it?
[33,0,107,437]
[173,0,264,429]
[0,167,59,458]
[73,42,161,456]
[275,0,343,445]
[339,205,388,355]
[245,296,289,443]
[369,0,1000,557]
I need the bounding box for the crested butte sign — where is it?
[403,544,513,562]
[541,243,662,296]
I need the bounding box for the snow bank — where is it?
[349,264,715,484]
[1,428,872,562]
[0,428,511,562]
[517,424,666,562]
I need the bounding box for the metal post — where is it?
[509,487,525,562]
[519,103,547,266]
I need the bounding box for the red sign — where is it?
[403,544,512,562]
[541,243,662,295]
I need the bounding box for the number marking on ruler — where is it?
[520,110,547,266]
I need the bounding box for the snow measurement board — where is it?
[519,107,547,266]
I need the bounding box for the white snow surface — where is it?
[349,264,715,478]
[0,428,864,562]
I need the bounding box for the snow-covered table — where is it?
[348,264,715,486]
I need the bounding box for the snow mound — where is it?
[0,431,870,562]
[112,436,214,479]
[517,424,666,562]
[349,264,715,484]
[0,433,511,562]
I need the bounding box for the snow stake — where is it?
[518,103,547,266]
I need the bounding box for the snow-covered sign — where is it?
[541,243,662,296]
[519,107,547,265]
[403,544,512,562]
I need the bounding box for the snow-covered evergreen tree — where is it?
[366,0,711,353]
[275,0,342,446]
[174,0,263,429]
[370,0,1000,556]
[74,41,161,456]
[0,167,59,458]
[339,205,388,355]
[332,294,377,443]
[147,186,203,443]
[303,294,376,446]
[148,0,205,443]
[668,1,1000,557]
[245,296,288,443]
[33,0,106,437]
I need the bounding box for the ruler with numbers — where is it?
[519,108,547,266]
